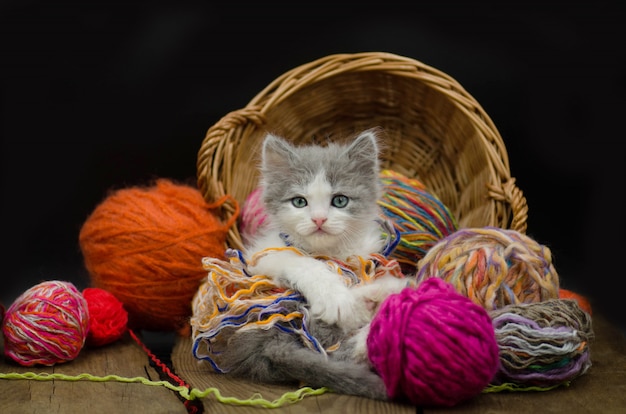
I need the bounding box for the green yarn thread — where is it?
[0,372,328,408]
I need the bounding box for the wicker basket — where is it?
[197,52,528,251]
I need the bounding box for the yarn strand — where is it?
[0,371,328,408]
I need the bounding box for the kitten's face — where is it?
[259,129,382,254]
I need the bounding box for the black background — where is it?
[2,2,625,333]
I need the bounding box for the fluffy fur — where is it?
[217,129,408,400]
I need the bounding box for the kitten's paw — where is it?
[307,285,370,332]
[351,276,409,313]
[246,259,273,278]
[348,324,371,363]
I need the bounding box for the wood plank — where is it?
[424,313,626,414]
[171,336,416,413]
[0,331,187,414]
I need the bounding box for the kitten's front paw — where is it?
[246,258,273,278]
[307,285,370,333]
[351,276,409,313]
[348,324,371,363]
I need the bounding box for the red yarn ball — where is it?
[79,179,238,332]
[82,288,128,346]
[367,278,500,407]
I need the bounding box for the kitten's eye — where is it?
[291,197,307,208]
[331,195,349,208]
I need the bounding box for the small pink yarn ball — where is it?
[2,280,89,366]
[239,187,268,245]
[367,277,500,407]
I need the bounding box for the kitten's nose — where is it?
[312,217,327,227]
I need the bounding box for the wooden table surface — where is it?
[1,313,625,414]
[0,330,186,414]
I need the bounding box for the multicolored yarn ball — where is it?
[415,227,560,311]
[378,169,458,272]
[2,281,89,366]
[488,298,594,388]
[79,178,239,332]
[82,287,128,347]
[367,277,500,407]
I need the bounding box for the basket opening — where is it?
[239,71,492,228]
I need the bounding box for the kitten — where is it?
[214,129,408,400]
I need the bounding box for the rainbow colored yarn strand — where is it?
[377,169,458,272]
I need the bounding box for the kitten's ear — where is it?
[261,133,296,168]
[352,128,380,152]
[345,128,381,164]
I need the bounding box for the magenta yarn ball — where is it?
[367,277,500,407]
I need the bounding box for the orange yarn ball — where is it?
[559,288,592,315]
[79,179,238,332]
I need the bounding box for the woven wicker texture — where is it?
[197,52,528,251]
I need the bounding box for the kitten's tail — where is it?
[220,330,389,401]
[266,340,389,400]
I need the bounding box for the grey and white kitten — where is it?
[217,129,407,400]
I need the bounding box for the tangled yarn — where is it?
[367,277,500,407]
[378,169,458,272]
[79,178,238,332]
[190,244,404,372]
[415,227,560,310]
[489,299,594,388]
[2,281,89,366]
